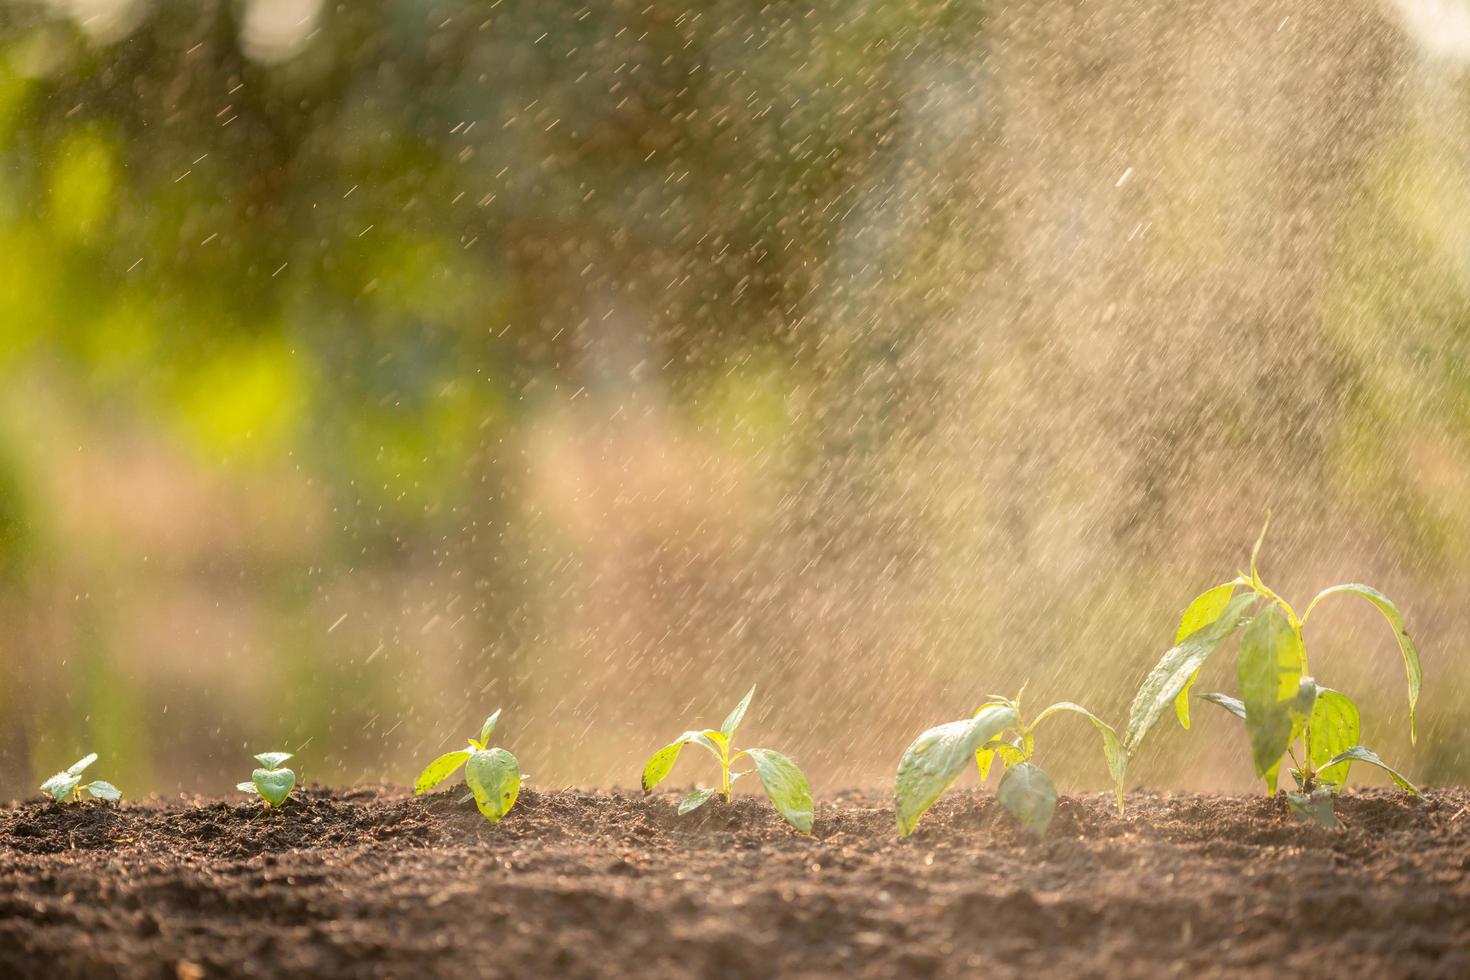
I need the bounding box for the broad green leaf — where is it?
[254,752,292,770]
[1124,593,1255,754]
[252,766,296,807]
[85,781,121,802]
[975,745,997,781]
[745,748,813,834]
[1323,746,1422,797]
[678,788,714,814]
[894,704,1018,837]
[41,772,81,802]
[641,730,722,792]
[1238,605,1303,781]
[67,753,99,776]
[479,709,502,745]
[720,686,756,738]
[236,781,259,794]
[1286,787,1340,828]
[1197,692,1247,719]
[465,747,522,823]
[996,762,1058,834]
[414,750,472,795]
[1303,584,1422,743]
[1033,702,1127,814]
[1172,582,1236,728]
[1308,688,1360,789]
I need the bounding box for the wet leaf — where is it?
[1197,692,1247,719]
[66,753,98,776]
[479,709,502,746]
[1286,786,1340,828]
[1033,702,1127,814]
[1172,583,1239,729]
[720,686,756,738]
[1308,688,1360,789]
[745,748,813,834]
[236,781,259,794]
[1323,746,1421,797]
[1238,605,1303,781]
[678,788,714,815]
[41,772,81,802]
[85,780,121,802]
[414,750,472,794]
[252,766,296,807]
[1303,584,1421,742]
[997,762,1058,834]
[465,747,521,824]
[895,704,1017,837]
[254,752,292,770]
[641,730,722,792]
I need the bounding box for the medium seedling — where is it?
[238,752,297,807]
[641,686,814,834]
[894,687,1126,836]
[1124,516,1422,827]
[40,753,121,804]
[414,708,522,825]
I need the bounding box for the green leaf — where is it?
[478,709,502,746]
[1175,585,1237,729]
[254,752,293,770]
[720,686,756,738]
[84,780,121,802]
[894,704,1018,837]
[641,730,723,792]
[67,753,98,776]
[236,781,259,794]
[41,772,81,802]
[1308,688,1360,789]
[414,749,472,795]
[1303,584,1422,743]
[252,766,296,807]
[465,747,522,823]
[996,762,1058,834]
[1323,746,1422,797]
[745,748,814,834]
[1033,702,1127,814]
[975,745,997,781]
[1197,692,1247,719]
[1286,787,1340,828]
[1124,593,1255,754]
[678,788,714,815]
[1237,605,1303,782]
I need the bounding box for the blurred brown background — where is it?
[0,0,1466,800]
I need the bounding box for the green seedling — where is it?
[641,686,814,834]
[894,687,1125,837]
[40,753,121,804]
[237,752,297,807]
[414,708,521,825]
[1124,516,1423,827]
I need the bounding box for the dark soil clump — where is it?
[2,786,1467,978]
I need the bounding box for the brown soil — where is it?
[1,786,1467,978]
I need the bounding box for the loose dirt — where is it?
[2,786,1466,978]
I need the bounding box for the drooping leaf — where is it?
[252,766,296,807]
[465,747,522,823]
[641,730,723,792]
[745,748,814,834]
[1303,584,1422,743]
[894,704,1018,837]
[996,762,1058,834]
[414,750,472,795]
[1237,605,1303,781]
[1322,746,1422,797]
[1197,692,1247,720]
[41,772,81,802]
[85,780,121,802]
[1308,688,1360,789]
[1172,582,1238,729]
[1124,593,1255,754]
[479,709,502,746]
[678,788,715,815]
[254,752,293,770]
[1033,702,1127,814]
[67,753,99,776]
[720,686,756,738]
[1286,787,1340,828]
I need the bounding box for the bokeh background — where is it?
[0,0,1467,801]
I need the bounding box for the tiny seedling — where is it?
[40,753,121,804]
[894,687,1126,837]
[641,686,814,834]
[237,752,297,807]
[1124,516,1423,827]
[413,708,521,825]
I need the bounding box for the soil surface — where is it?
[1,785,1467,978]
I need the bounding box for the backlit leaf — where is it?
[479,709,502,745]
[996,762,1058,834]
[1238,605,1303,780]
[414,750,472,794]
[720,686,756,738]
[678,788,714,815]
[1033,701,1127,814]
[1308,688,1360,789]
[66,753,98,776]
[254,752,292,770]
[745,748,813,834]
[1197,692,1246,720]
[1322,746,1422,797]
[465,747,522,824]
[1303,584,1422,743]
[641,730,722,792]
[1172,581,1236,729]
[894,704,1018,837]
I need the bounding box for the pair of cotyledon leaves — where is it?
[40,753,120,803]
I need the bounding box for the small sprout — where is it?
[39,753,121,804]
[1125,516,1424,828]
[237,752,297,808]
[413,708,522,825]
[641,685,814,834]
[894,689,1126,837]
